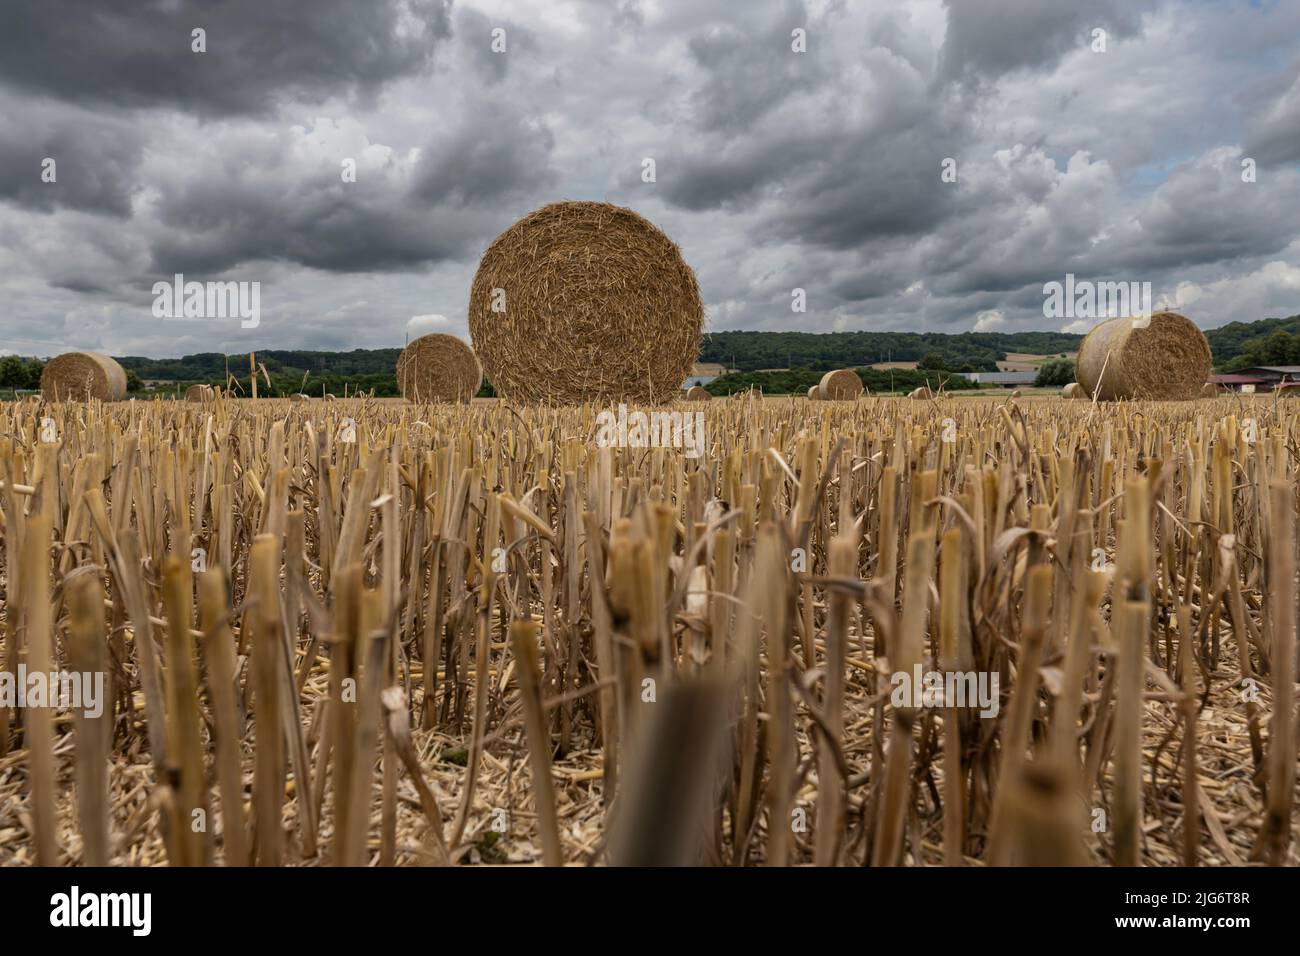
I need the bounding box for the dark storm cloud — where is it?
[0,98,144,215]
[754,116,959,249]
[1,0,451,116]
[142,99,556,275]
[1,0,1298,353]
[938,0,1151,84]
[413,99,556,205]
[1244,62,1300,166]
[684,5,829,133]
[453,7,542,84]
[1126,152,1300,270]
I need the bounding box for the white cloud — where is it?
[407,313,450,337]
[972,309,1005,331]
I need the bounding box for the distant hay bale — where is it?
[908,386,932,400]
[185,384,214,402]
[40,352,126,402]
[807,385,821,400]
[396,333,482,403]
[818,369,864,400]
[290,393,310,403]
[1062,382,1085,400]
[1076,312,1211,401]
[685,385,711,401]
[467,201,704,404]
[1200,382,1219,398]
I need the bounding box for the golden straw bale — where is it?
[818,369,864,400]
[467,201,704,404]
[685,385,711,401]
[396,334,482,403]
[40,352,127,402]
[1076,312,1211,401]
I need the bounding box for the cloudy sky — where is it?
[2,0,1298,357]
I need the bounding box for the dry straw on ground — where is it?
[1076,312,1212,401]
[185,384,214,402]
[39,352,126,402]
[1,394,1297,869]
[396,334,482,404]
[467,201,704,404]
[685,385,712,401]
[1063,383,1085,399]
[1201,382,1221,398]
[819,369,864,400]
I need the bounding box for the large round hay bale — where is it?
[1199,382,1219,398]
[467,201,704,404]
[908,386,933,400]
[818,369,864,400]
[1062,382,1085,400]
[185,384,214,402]
[40,352,126,402]
[806,385,821,400]
[396,333,482,403]
[1076,312,1211,401]
[685,385,711,402]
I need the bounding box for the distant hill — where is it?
[699,329,1083,373]
[6,313,1295,396]
[115,348,402,381]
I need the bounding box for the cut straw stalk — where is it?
[509,621,563,865]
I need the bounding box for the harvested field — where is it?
[0,393,1296,867]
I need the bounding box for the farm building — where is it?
[1231,366,1300,391]
[1207,373,1270,393]
[682,362,728,389]
[962,370,1037,388]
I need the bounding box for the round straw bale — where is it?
[290,393,310,403]
[818,369,864,400]
[40,352,127,402]
[396,333,482,403]
[685,385,711,401]
[908,386,932,400]
[185,384,214,402]
[1075,312,1211,401]
[806,385,821,400]
[1199,382,1219,398]
[1062,382,1085,400]
[467,201,704,404]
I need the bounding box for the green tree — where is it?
[23,358,43,389]
[1035,359,1075,387]
[0,355,24,387]
[125,369,144,393]
[917,352,948,371]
